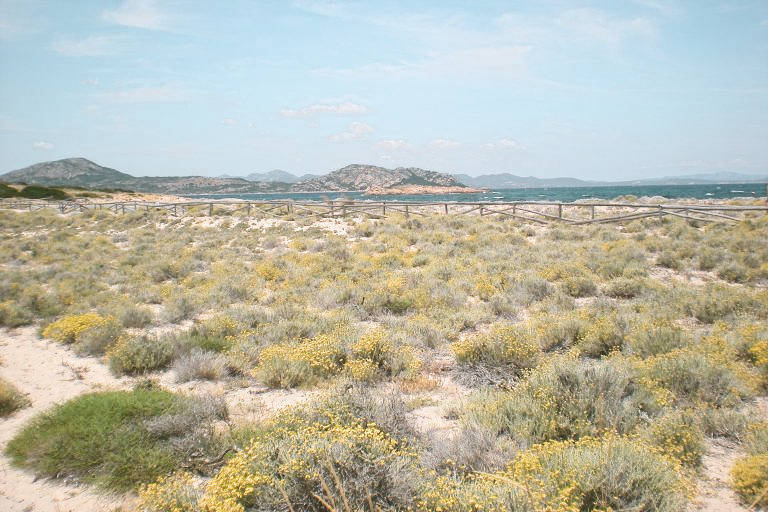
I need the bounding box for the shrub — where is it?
[0,300,33,327]
[602,277,643,299]
[465,356,663,446]
[451,324,539,370]
[562,276,597,297]
[73,316,124,356]
[17,185,70,200]
[5,388,225,491]
[117,303,154,328]
[640,350,754,407]
[199,406,418,512]
[685,284,765,323]
[253,333,346,388]
[107,335,174,375]
[0,377,30,417]
[730,455,768,508]
[508,436,688,512]
[745,422,768,454]
[657,252,682,270]
[42,313,113,344]
[625,319,687,357]
[717,261,749,283]
[645,411,705,467]
[577,314,625,357]
[173,349,228,382]
[138,471,204,512]
[351,329,421,378]
[419,436,688,512]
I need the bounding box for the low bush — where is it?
[602,277,644,298]
[577,314,625,357]
[117,303,154,328]
[107,335,174,375]
[464,356,663,446]
[562,276,597,297]
[451,324,539,371]
[139,471,204,512]
[625,319,687,357]
[420,436,688,512]
[199,404,418,512]
[0,377,30,416]
[644,411,705,467]
[42,313,113,344]
[0,300,33,327]
[173,349,228,382]
[730,455,768,508]
[253,333,346,388]
[17,185,70,200]
[5,387,226,491]
[640,349,755,407]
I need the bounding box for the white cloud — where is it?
[555,8,656,45]
[485,138,522,150]
[280,102,368,118]
[52,35,122,56]
[102,0,169,31]
[81,78,100,86]
[375,139,408,150]
[429,138,461,149]
[98,85,191,104]
[220,118,238,126]
[33,141,54,150]
[329,121,373,141]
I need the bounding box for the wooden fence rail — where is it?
[1,199,766,225]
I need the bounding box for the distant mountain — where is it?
[455,171,767,188]
[245,169,300,183]
[2,158,133,188]
[294,164,466,192]
[4,158,764,195]
[455,173,599,188]
[1,158,292,194]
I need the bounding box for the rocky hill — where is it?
[2,158,134,188]
[294,164,465,192]
[1,158,292,194]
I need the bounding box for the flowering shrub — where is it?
[138,471,204,512]
[42,313,111,344]
[645,411,705,467]
[730,455,768,508]
[451,324,539,370]
[199,407,417,512]
[418,436,688,512]
[253,333,346,388]
[465,356,664,446]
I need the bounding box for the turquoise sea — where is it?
[193,182,767,203]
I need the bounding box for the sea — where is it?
[192,182,767,203]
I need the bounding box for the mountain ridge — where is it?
[3,158,766,195]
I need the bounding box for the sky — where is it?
[0,0,767,179]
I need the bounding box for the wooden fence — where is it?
[1,199,767,225]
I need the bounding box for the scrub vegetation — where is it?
[1,206,767,510]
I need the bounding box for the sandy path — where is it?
[0,327,130,512]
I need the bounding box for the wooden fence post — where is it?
[209,203,213,216]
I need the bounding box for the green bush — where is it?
[0,377,30,417]
[5,387,226,491]
[17,185,70,200]
[0,182,17,198]
[107,335,174,375]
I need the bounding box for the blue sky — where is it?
[1,0,767,179]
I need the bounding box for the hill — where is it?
[294,164,466,192]
[1,158,292,194]
[2,158,133,188]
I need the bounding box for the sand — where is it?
[0,327,130,512]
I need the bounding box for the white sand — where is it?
[0,327,131,512]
